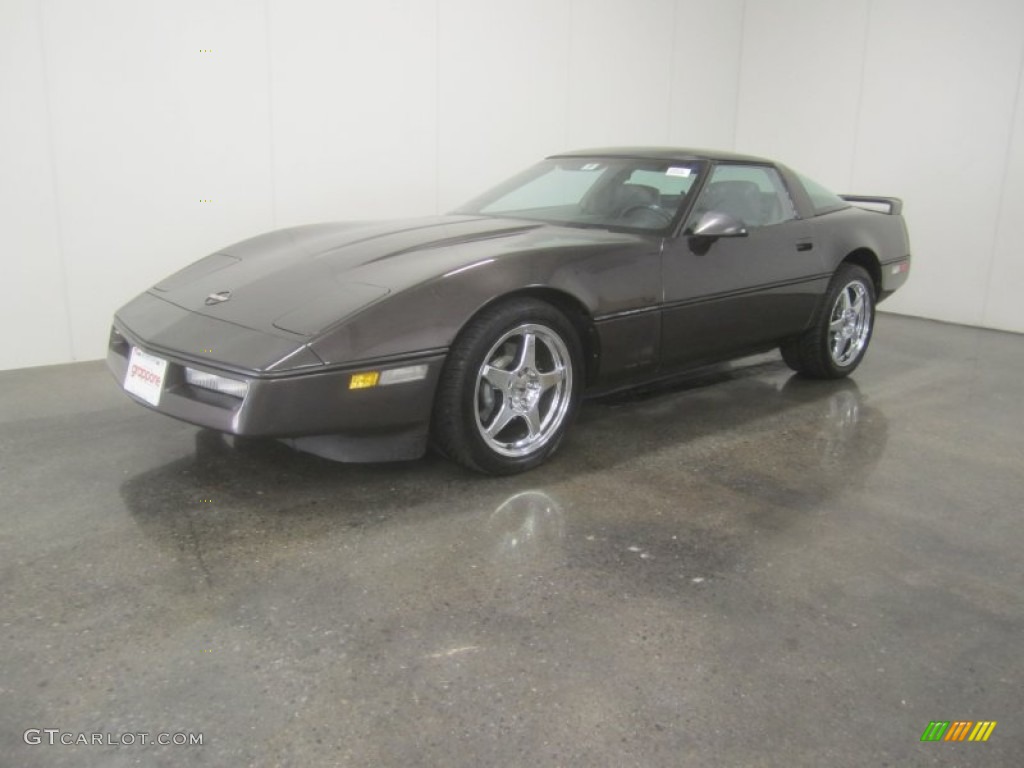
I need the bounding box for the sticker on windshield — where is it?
[581,163,604,171]
[666,166,692,177]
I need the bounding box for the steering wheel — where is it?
[619,204,673,227]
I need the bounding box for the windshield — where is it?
[454,157,705,233]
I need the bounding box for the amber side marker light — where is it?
[349,371,380,390]
[349,365,429,390]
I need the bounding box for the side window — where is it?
[797,172,849,216]
[690,164,798,229]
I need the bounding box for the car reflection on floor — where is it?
[120,360,887,595]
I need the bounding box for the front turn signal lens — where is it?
[349,371,380,390]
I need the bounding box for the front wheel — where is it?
[781,264,876,379]
[432,298,583,474]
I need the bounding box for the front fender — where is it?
[308,237,662,367]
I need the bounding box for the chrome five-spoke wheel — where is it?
[432,298,582,474]
[474,324,573,458]
[829,280,871,367]
[780,263,875,379]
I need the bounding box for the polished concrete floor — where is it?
[2,313,1022,767]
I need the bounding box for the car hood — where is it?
[149,215,640,337]
[150,216,527,336]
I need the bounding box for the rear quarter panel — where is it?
[812,207,911,297]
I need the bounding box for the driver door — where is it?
[660,163,826,367]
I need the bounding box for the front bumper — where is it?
[108,321,445,461]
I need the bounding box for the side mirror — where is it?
[690,211,748,238]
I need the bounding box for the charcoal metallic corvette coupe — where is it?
[109,147,910,474]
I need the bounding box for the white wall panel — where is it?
[566,0,676,149]
[735,0,869,187]
[0,0,72,368]
[3,0,1023,372]
[668,0,745,150]
[984,51,1024,333]
[269,0,437,225]
[851,0,1024,326]
[437,0,571,212]
[41,0,274,363]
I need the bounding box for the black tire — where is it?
[431,298,583,474]
[781,263,876,379]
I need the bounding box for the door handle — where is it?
[796,241,814,252]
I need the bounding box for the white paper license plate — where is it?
[124,347,168,406]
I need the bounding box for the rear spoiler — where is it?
[840,195,903,216]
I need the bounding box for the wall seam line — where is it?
[264,0,278,228]
[565,0,573,150]
[848,0,873,192]
[980,27,1024,328]
[667,0,678,142]
[732,0,747,151]
[35,0,76,361]
[435,0,441,213]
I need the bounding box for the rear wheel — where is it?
[432,298,582,474]
[781,263,875,379]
